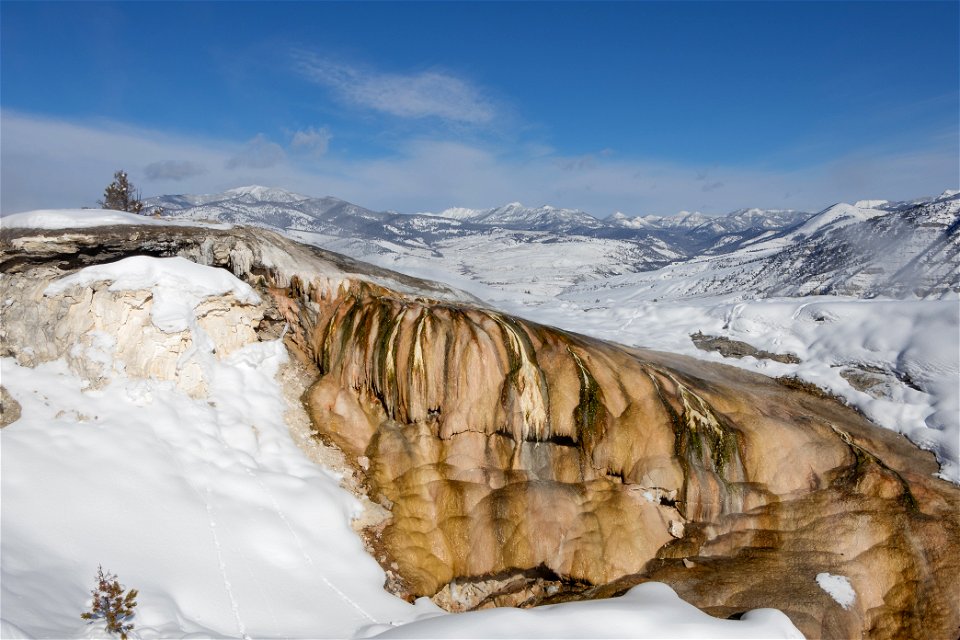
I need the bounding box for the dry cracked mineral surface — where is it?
[2,224,958,640]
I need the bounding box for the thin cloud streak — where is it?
[290,126,332,158]
[226,134,286,169]
[1,111,956,218]
[295,53,497,124]
[144,160,207,182]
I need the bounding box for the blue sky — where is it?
[2,1,957,216]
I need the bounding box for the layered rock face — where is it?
[294,279,960,639]
[2,224,958,639]
[303,292,814,589]
[1,264,265,396]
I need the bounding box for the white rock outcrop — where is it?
[1,258,267,397]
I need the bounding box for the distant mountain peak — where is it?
[223,185,310,202]
[793,201,889,237]
[853,199,890,209]
[226,184,271,195]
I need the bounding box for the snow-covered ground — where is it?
[0,252,804,639]
[363,582,801,639]
[1,209,231,230]
[286,227,676,300]
[2,350,411,639]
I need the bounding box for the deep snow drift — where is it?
[0,253,803,639]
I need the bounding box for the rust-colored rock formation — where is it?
[294,282,960,640]
[3,224,958,639]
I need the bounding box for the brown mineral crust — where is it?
[291,277,959,639]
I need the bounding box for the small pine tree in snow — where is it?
[80,565,139,640]
[98,170,144,214]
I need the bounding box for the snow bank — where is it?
[0,343,415,638]
[3,257,408,638]
[362,583,802,639]
[45,256,260,333]
[1,208,230,230]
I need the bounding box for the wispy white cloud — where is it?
[1,110,956,218]
[144,160,207,182]
[295,54,496,124]
[290,126,331,158]
[0,111,231,212]
[0,113,310,211]
[226,134,285,169]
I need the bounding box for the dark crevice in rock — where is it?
[544,434,577,447]
[659,495,678,507]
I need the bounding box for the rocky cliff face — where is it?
[2,223,958,639]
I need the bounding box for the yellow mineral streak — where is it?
[493,315,549,443]
[676,381,723,439]
[569,348,590,392]
[411,308,428,379]
[382,306,404,404]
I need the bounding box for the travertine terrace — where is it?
[3,224,957,639]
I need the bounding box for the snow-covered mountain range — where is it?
[147,187,960,301]
[567,194,960,303]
